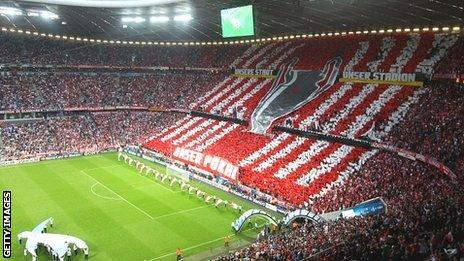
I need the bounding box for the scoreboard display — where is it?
[221,5,255,38]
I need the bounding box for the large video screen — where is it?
[221,5,254,38]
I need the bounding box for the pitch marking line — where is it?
[0,154,109,170]
[134,169,177,193]
[80,170,155,220]
[144,227,254,261]
[84,164,177,193]
[82,165,121,171]
[153,205,208,220]
[90,183,121,201]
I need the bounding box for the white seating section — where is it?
[146,32,457,205]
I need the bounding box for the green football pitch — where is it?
[0,153,278,260]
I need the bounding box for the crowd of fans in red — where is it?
[217,190,463,260]
[0,31,463,260]
[435,36,464,76]
[216,82,464,260]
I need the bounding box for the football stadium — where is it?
[0,0,463,260]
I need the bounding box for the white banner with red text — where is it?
[173,147,239,180]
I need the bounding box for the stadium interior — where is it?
[0,0,463,260]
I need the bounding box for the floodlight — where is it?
[174,14,192,22]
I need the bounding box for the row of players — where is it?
[118,153,243,212]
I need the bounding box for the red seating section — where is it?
[145,32,459,206]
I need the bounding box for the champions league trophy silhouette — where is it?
[250,56,342,134]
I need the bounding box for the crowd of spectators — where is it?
[0,31,463,260]
[0,33,246,68]
[217,86,463,260]
[0,112,182,161]
[385,82,464,172]
[435,36,464,75]
[0,71,227,111]
[216,82,464,260]
[217,190,463,260]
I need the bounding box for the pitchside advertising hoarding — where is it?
[339,71,425,86]
[172,147,239,180]
[341,197,387,218]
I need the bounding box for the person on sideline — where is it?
[224,235,230,247]
[176,248,183,261]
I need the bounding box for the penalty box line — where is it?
[83,164,177,193]
[80,170,155,220]
[144,227,255,261]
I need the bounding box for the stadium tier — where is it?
[143,32,460,206]
[0,4,463,259]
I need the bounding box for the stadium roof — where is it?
[1,0,463,42]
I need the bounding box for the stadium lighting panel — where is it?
[121,16,145,23]
[0,7,22,16]
[150,16,169,22]
[19,0,183,8]
[173,14,192,22]
[27,11,40,17]
[40,10,59,20]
